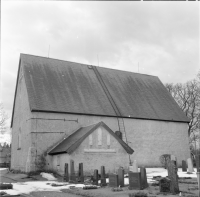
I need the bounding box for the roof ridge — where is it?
[81,121,101,128]
[20,53,157,78]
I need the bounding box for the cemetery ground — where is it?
[0,168,199,197]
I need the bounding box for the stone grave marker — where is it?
[167,160,179,194]
[129,165,134,172]
[171,155,177,167]
[182,160,187,172]
[187,158,194,173]
[101,166,107,186]
[196,154,200,172]
[93,169,99,185]
[159,177,171,193]
[118,167,124,187]
[140,167,148,189]
[64,163,69,182]
[128,172,142,190]
[109,174,119,187]
[132,160,138,172]
[78,163,84,182]
[70,159,76,181]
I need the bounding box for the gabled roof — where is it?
[11,54,189,127]
[48,121,134,155]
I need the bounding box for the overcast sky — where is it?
[1,1,199,128]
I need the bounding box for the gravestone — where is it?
[64,163,69,182]
[140,167,148,189]
[159,177,171,193]
[171,155,177,167]
[167,160,179,194]
[129,165,134,172]
[93,169,99,185]
[132,160,138,172]
[187,158,194,173]
[128,172,142,190]
[182,160,187,172]
[78,163,84,182]
[109,174,119,187]
[70,159,76,181]
[196,154,200,172]
[118,167,124,187]
[101,166,107,186]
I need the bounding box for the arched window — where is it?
[97,127,102,146]
[18,128,21,149]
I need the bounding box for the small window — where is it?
[18,128,21,150]
[89,134,93,148]
[107,133,110,148]
[57,155,60,166]
[97,128,102,146]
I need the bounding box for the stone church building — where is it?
[11,54,190,174]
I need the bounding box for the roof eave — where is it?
[10,56,22,128]
[31,109,190,123]
[48,151,67,155]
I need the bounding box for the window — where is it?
[89,134,93,148]
[107,133,110,149]
[18,128,21,150]
[97,128,102,147]
[57,155,60,166]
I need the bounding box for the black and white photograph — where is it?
[0,1,199,197]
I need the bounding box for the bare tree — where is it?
[165,71,200,150]
[0,103,9,134]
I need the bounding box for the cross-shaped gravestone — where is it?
[167,160,179,194]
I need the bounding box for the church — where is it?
[11,54,190,174]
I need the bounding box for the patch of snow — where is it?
[40,172,57,181]
[0,168,8,171]
[0,168,9,175]
[0,181,85,195]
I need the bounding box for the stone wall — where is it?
[48,126,130,175]
[32,113,190,170]
[11,65,32,172]
[11,65,190,171]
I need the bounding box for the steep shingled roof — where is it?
[11,54,189,127]
[48,121,134,155]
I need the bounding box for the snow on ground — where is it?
[0,168,8,171]
[0,181,85,195]
[1,168,198,195]
[40,172,57,181]
[0,168,9,175]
